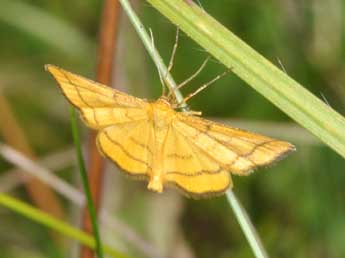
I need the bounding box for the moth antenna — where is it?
[180,68,232,105]
[149,28,166,96]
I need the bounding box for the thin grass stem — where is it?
[70,108,104,258]
[118,0,186,107]
[226,191,268,258]
[0,193,129,258]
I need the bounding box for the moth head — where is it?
[156,96,173,108]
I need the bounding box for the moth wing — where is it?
[97,120,154,178]
[174,114,295,175]
[46,64,148,129]
[163,125,232,198]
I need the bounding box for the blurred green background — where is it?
[0,0,345,258]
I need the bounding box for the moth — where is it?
[46,64,294,198]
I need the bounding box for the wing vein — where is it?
[173,120,249,167]
[166,127,223,176]
[103,130,148,166]
[55,67,145,109]
[60,71,93,107]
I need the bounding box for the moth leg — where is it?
[181,68,232,105]
[183,110,202,116]
[167,56,210,102]
[177,56,210,90]
[164,27,180,84]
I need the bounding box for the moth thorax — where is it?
[151,99,174,128]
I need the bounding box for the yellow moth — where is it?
[46,64,294,198]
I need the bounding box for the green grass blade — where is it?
[70,108,104,258]
[146,0,345,158]
[0,193,129,258]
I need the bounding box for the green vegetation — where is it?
[0,1,344,258]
